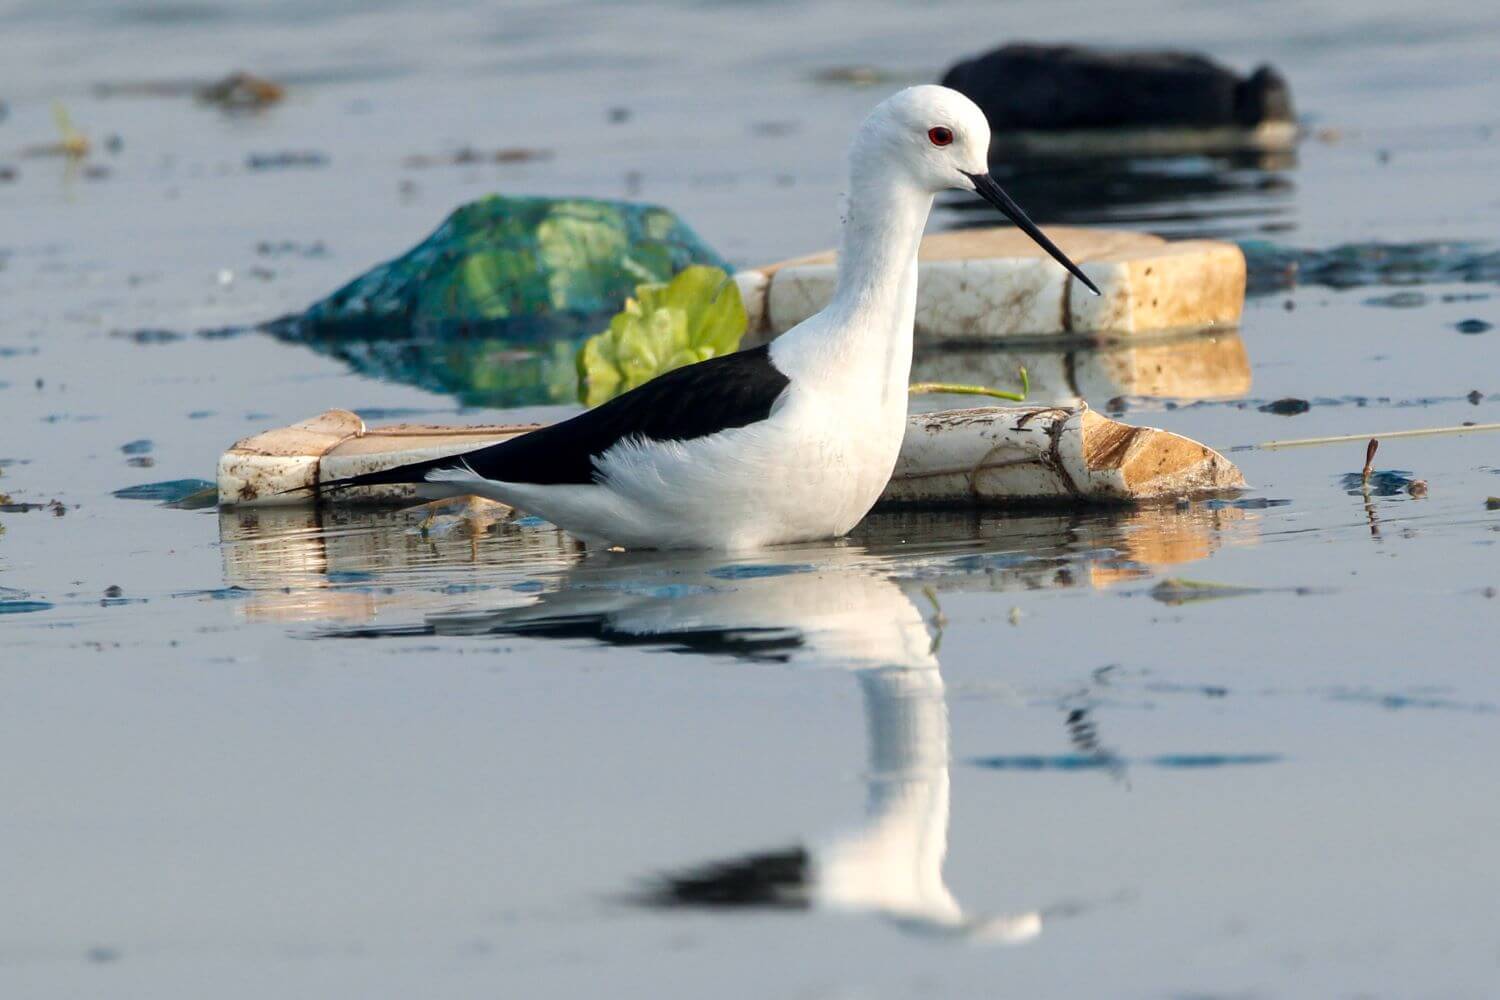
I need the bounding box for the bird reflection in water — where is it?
[217,501,1261,623]
[354,551,1070,942]
[241,505,1266,937]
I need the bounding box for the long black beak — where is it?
[964,172,1100,296]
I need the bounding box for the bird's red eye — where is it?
[928,126,954,147]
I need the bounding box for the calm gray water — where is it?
[2,1,1499,997]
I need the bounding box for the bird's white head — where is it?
[852,85,1100,295]
[857,85,993,193]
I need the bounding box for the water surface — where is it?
[2,1,1499,997]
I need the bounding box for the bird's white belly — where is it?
[591,392,906,549]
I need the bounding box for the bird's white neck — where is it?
[830,169,932,319]
[773,165,931,408]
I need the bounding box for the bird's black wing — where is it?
[329,344,789,491]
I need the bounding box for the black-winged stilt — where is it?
[330,85,1098,549]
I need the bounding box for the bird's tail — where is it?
[287,455,484,499]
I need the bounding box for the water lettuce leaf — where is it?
[576,266,747,406]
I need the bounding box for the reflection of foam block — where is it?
[736,227,1244,342]
[911,331,1252,409]
[219,406,1244,510]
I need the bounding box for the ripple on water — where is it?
[706,563,816,580]
[969,753,1283,771]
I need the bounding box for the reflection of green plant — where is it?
[576,266,746,406]
[449,338,581,406]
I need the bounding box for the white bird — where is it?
[331,85,1098,550]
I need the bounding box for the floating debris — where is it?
[1486,497,1500,510]
[402,147,553,169]
[114,329,184,346]
[256,240,328,258]
[0,599,53,614]
[299,195,726,338]
[119,439,153,456]
[1456,318,1492,334]
[269,197,728,407]
[221,406,1245,509]
[942,44,1294,155]
[246,151,327,170]
[1406,479,1429,498]
[172,585,253,601]
[1149,577,1264,604]
[195,325,254,340]
[1364,290,1428,309]
[112,478,216,504]
[739,226,1244,342]
[196,71,284,110]
[1258,397,1309,415]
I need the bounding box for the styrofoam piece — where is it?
[219,406,1243,510]
[734,226,1245,343]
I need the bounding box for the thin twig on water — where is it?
[1251,422,1500,451]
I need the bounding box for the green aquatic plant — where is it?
[576,266,747,406]
[909,367,1030,403]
